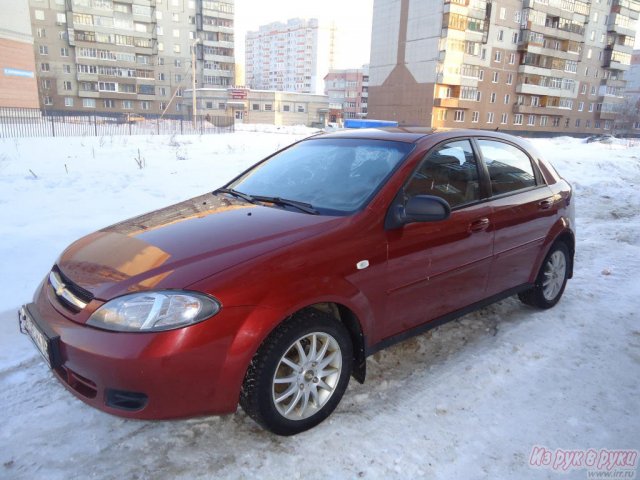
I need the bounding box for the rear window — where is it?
[477,140,536,195]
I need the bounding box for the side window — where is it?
[405,140,480,208]
[477,140,536,195]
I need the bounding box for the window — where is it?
[514,114,523,125]
[264,104,273,111]
[506,73,513,85]
[508,53,515,64]
[527,115,535,126]
[40,63,50,72]
[175,74,182,82]
[492,72,499,83]
[63,81,72,91]
[175,59,181,67]
[173,13,180,21]
[472,111,479,123]
[122,100,133,109]
[140,101,150,110]
[477,140,536,195]
[60,47,69,57]
[405,140,480,208]
[540,116,548,127]
[157,26,164,35]
[158,73,165,81]
[500,7,506,20]
[104,99,115,108]
[454,110,464,122]
[42,79,51,89]
[64,97,73,107]
[283,105,291,112]
[490,92,496,103]
[252,103,260,111]
[173,45,181,53]
[494,50,502,62]
[487,112,494,124]
[575,119,581,128]
[504,94,510,105]
[83,98,96,108]
[497,30,504,41]
[36,28,46,38]
[43,96,52,106]
[578,102,584,111]
[34,10,45,20]
[589,103,594,112]
[297,105,305,113]
[39,45,48,55]
[501,113,508,124]
[173,29,180,38]
[63,64,71,74]
[56,13,66,24]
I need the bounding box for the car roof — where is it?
[314,127,530,146]
[317,127,436,143]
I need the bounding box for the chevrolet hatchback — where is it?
[20,128,574,435]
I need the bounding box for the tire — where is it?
[239,307,353,436]
[518,241,570,309]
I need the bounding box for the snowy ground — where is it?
[0,127,638,479]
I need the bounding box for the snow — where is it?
[0,128,639,479]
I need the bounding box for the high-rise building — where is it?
[28,0,234,115]
[324,65,369,123]
[368,0,639,134]
[245,18,336,95]
[0,2,39,108]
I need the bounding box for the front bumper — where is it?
[20,284,255,419]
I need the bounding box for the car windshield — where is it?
[228,138,414,215]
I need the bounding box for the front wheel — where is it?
[240,308,353,435]
[519,242,570,309]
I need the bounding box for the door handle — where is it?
[469,218,490,233]
[538,199,553,210]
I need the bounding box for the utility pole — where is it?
[191,38,201,129]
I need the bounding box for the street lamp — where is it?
[191,37,201,129]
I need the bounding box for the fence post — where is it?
[156,118,159,135]
[180,118,183,135]
[128,119,132,136]
[50,114,55,137]
[94,115,98,136]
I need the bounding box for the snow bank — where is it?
[0,130,638,479]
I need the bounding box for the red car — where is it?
[19,128,574,435]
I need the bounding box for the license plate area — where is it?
[19,305,62,369]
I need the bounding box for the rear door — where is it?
[475,138,556,296]
[382,139,493,340]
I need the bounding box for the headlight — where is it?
[87,291,220,332]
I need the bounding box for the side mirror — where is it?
[404,195,451,223]
[385,194,451,229]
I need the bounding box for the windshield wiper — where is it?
[251,195,319,215]
[215,188,256,204]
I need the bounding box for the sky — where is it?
[234,0,374,74]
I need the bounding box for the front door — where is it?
[382,139,494,341]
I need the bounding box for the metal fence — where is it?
[0,107,235,138]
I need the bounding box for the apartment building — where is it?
[324,65,369,123]
[28,0,234,115]
[0,2,39,108]
[368,0,639,134]
[245,18,336,95]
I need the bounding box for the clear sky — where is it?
[234,0,374,73]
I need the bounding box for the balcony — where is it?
[512,104,547,115]
[433,97,474,109]
[607,15,636,36]
[525,22,584,42]
[516,83,578,98]
[519,43,580,61]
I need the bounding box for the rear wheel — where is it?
[240,308,352,435]
[519,242,570,309]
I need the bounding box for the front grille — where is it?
[50,266,94,312]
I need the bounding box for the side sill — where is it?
[365,283,533,357]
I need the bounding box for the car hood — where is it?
[56,193,342,300]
